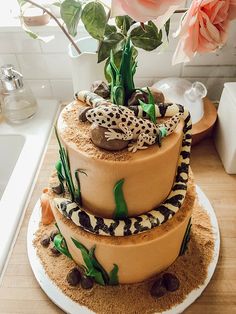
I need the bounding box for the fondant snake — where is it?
[54,94,192,237]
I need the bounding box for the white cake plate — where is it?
[27,186,220,314]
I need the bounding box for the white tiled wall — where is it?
[0,17,236,102]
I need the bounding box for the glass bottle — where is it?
[0,64,38,123]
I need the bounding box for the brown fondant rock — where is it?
[50,245,61,256]
[149,86,165,103]
[81,275,94,289]
[67,268,81,286]
[91,80,110,98]
[150,277,167,298]
[50,229,59,241]
[40,235,50,248]
[128,90,148,106]
[90,124,129,151]
[78,107,92,122]
[163,273,180,292]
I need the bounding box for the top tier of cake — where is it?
[57,100,184,219]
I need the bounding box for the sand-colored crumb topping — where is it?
[60,101,132,161]
[34,199,214,314]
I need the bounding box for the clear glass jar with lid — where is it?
[0,64,37,123]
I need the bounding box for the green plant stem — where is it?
[23,0,81,55]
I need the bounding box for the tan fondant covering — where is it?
[57,102,184,218]
[51,176,195,284]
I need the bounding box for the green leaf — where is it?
[17,0,27,7]
[113,179,128,219]
[109,264,119,285]
[54,234,72,259]
[98,33,125,63]
[81,2,107,40]
[115,15,134,35]
[60,0,82,37]
[139,100,156,123]
[165,19,170,40]
[105,24,117,37]
[20,19,54,42]
[52,1,61,7]
[89,246,110,284]
[130,21,162,51]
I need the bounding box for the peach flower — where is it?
[111,0,184,27]
[172,0,236,64]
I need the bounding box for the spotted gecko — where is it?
[77,91,183,153]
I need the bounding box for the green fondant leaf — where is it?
[109,264,119,285]
[71,238,105,286]
[139,100,156,124]
[179,218,192,256]
[89,246,110,284]
[54,234,72,259]
[113,179,128,219]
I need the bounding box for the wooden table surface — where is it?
[0,131,235,314]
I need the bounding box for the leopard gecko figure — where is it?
[76,91,183,153]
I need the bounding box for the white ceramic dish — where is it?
[0,99,59,280]
[27,185,220,314]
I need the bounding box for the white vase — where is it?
[68,37,105,93]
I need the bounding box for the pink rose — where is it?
[111,0,184,27]
[172,0,236,64]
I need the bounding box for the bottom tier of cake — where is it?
[50,176,195,284]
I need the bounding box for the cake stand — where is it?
[27,186,220,314]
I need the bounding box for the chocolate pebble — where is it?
[81,275,94,290]
[163,273,180,292]
[50,246,61,256]
[40,235,50,248]
[50,229,59,241]
[150,277,167,298]
[66,268,81,286]
[51,182,64,195]
[78,107,92,122]
[91,80,110,98]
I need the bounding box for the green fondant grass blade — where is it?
[109,264,119,285]
[55,126,76,201]
[139,100,156,123]
[113,179,128,219]
[179,218,192,256]
[89,246,110,284]
[71,238,105,286]
[54,234,72,259]
[55,222,61,234]
[74,170,81,205]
